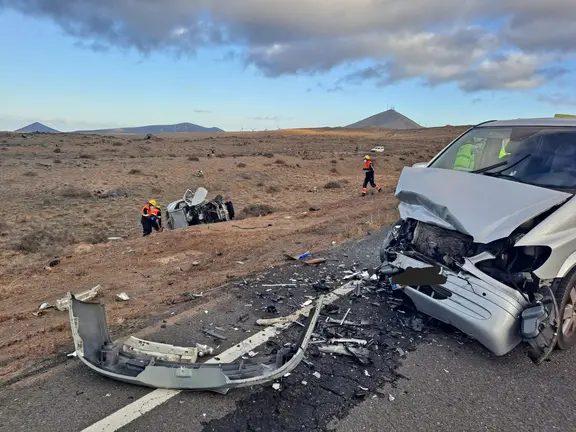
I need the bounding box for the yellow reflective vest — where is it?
[453,143,475,171]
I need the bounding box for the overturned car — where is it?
[379,118,576,364]
[165,187,235,230]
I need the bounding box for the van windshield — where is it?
[428,126,576,190]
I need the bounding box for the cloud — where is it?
[193,109,211,114]
[538,94,576,107]
[1,0,575,92]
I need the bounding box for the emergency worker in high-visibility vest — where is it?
[499,138,511,159]
[361,155,382,196]
[453,142,476,171]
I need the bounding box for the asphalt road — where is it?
[2,228,576,432]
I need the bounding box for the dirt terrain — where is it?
[0,125,468,383]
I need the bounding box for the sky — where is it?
[1,1,576,132]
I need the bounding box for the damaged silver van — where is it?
[379,118,576,364]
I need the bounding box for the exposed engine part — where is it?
[411,221,472,264]
[521,285,560,364]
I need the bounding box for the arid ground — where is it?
[0,126,468,383]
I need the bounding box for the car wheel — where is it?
[555,269,576,350]
[379,219,402,263]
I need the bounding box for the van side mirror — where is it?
[412,162,428,168]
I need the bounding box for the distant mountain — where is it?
[15,122,60,133]
[345,109,422,130]
[74,122,224,134]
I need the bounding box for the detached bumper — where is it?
[68,295,323,392]
[386,253,528,356]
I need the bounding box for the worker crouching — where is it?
[362,155,382,196]
[141,199,163,237]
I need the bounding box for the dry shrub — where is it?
[15,229,75,254]
[238,173,252,180]
[256,182,264,187]
[53,159,62,164]
[22,171,37,177]
[275,159,287,165]
[331,160,338,164]
[216,154,226,158]
[188,156,200,161]
[84,231,108,245]
[61,186,92,199]
[267,185,280,193]
[113,142,123,146]
[237,162,247,168]
[263,153,274,158]
[324,181,342,189]
[53,148,62,153]
[79,154,95,160]
[168,154,178,158]
[330,168,338,174]
[241,204,275,217]
[128,169,142,175]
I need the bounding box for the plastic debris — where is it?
[56,285,101,311]
[388,394,395,402]
[312,372,321,379]
[272,383,281,391]
[116,292,130,301]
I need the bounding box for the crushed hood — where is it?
[395,167,572,244]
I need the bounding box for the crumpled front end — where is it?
[379,217,559,363]
[68,295,323,392]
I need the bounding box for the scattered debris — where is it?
[343,272,361,280]
[389,394,395,402]
[33,302,54,316]
[329,338,367,345]
[312,371,321,379]
[303,258,327,266]
[340,308,351,325]
[107,237,122,241]
[202,327,227,340]
[284,251,312,261]
[272,383,281,391]
[262,284,297,288]
[116,292,130,301]
[56,285,101,311]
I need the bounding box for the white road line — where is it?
[81,282,357,432]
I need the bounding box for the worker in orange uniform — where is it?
[362,155,382,196]
[141,199,162,237]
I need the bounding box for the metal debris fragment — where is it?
[329,338,367,345]
[340,308,351,325]
[56,285,101,311]
[202,327,227,341]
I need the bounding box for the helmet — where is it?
[149,199,157,206]
[364,155,371,160]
